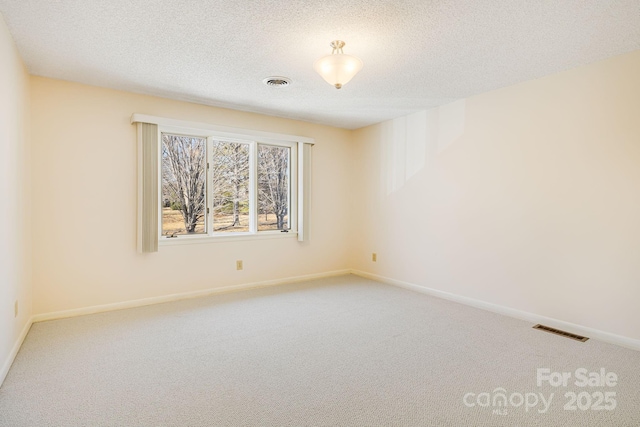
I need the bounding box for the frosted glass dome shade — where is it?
[313,42,363,89]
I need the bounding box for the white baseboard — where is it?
[351,269,640,352]
[10,267,637,389]
[32,269,351,323]
[0,316,33,388]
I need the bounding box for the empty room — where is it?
[1,1,640,426]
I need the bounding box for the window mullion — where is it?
[249,141,258,233]
[207,137,214,236]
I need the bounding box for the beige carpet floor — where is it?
[1,274,639,426]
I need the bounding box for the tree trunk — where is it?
[185,206,196,232]
[233,201,240,226]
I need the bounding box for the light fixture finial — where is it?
[330,40,345,54]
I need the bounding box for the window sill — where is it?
[158,231,298,246]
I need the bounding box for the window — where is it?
[161,134,207,236]
[161,132,295,239]
[133,113,312,251]
[257,144,291,231]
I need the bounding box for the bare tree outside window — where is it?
[258,145,290,231]
[161,134,206,235]
[160,132,294,238]
[211,141,250,232]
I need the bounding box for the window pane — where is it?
[212,140,250,232]
[258,144,290,231]
[161,133,206,236]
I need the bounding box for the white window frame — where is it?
[132,114,313,247]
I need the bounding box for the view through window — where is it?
[161,133,292,237]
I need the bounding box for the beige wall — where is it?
[0,14,31,378]
[352,50,640,341]
[9,26,640,349]
[30,78,353,314]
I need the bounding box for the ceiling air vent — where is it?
[533,324,589,342]
[263,76,291,87]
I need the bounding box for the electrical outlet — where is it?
[372,253,377,262]
[236,260,243,271]
[14,300,18,318]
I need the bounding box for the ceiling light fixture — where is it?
[313,40,363,89]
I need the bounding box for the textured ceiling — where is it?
[1,0,639,129]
